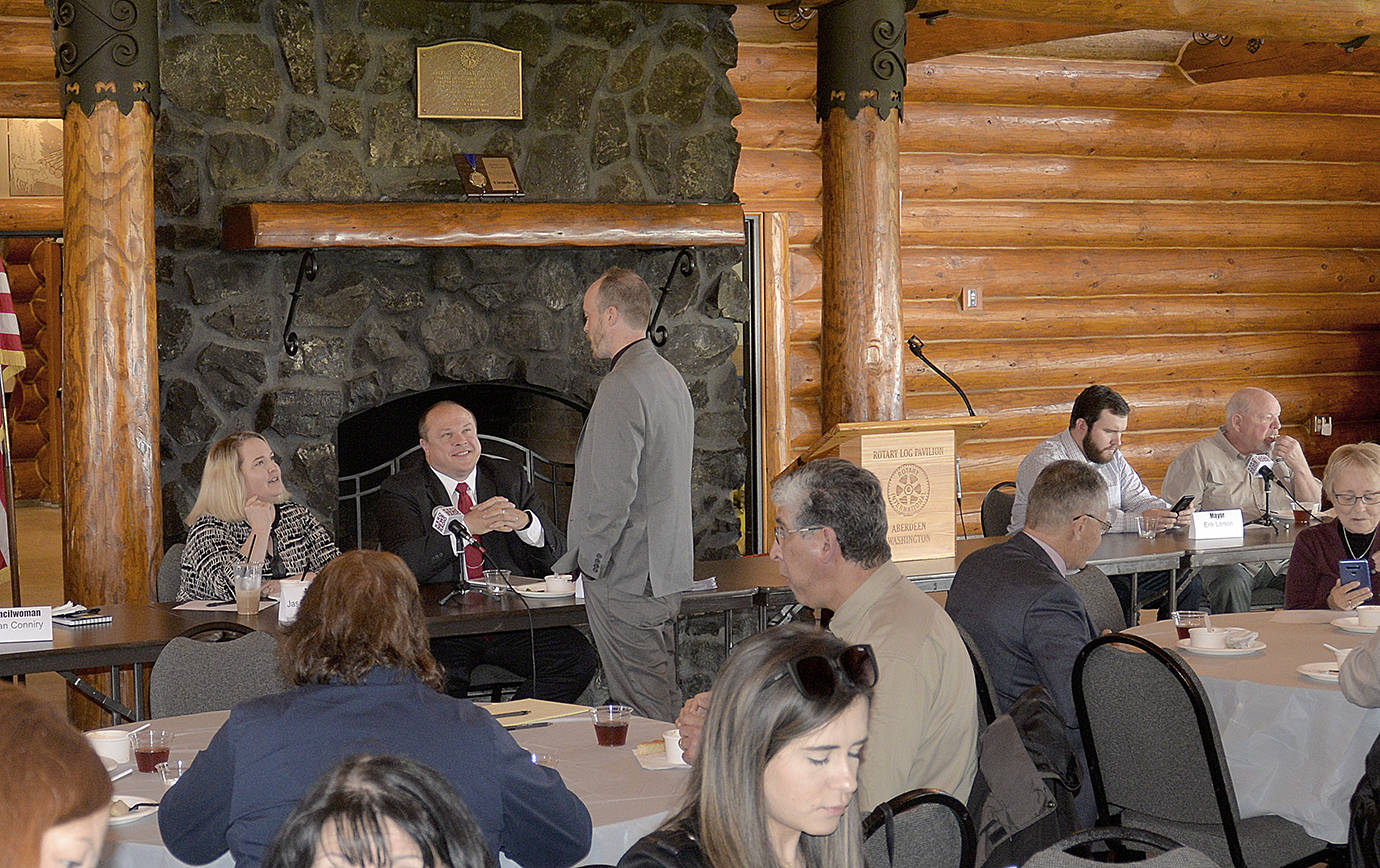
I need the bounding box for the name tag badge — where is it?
[0,605,53,643]
[1188,508,1244,541]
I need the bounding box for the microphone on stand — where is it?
[431,505,540,699]
[1244,453,1287,532]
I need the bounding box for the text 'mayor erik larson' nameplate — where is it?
[417,40,523,120]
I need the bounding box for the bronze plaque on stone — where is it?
[416,40,523,120]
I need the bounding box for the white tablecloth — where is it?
[1128,609,1380,843]
[98,710,686,867]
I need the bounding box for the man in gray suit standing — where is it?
[555,266,695,722]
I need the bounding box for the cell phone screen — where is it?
[1341,558,1373,591]
[1170,495,1194,513]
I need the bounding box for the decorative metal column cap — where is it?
[52,0,159,116]
[816,0,915,122]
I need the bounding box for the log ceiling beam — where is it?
[1178,37,1380,84]
[906,0,1377,44]
[906,15,1121,63]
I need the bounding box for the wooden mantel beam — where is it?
[222,202,747,250]
[909,0,1377,44]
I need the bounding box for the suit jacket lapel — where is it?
[423,467,450,511]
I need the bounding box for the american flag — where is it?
[0,257,27,592]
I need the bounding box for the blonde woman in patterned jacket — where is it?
[177,431,339,602]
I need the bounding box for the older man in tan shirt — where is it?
[675,458,980,811]
[1162,387,1322,612]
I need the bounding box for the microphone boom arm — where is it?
[907,336,976,417]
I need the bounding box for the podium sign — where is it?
[838,430,956,560]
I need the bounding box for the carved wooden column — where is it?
[54,0,161,721]
[818,0,908,427]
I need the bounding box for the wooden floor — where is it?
[10,503,70,717]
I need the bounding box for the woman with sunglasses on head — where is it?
[618,623,874,868]
[1285,442,1380,610]
[177,431,340,602]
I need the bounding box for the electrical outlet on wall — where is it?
[960,287,983,311]
[1313,416,1333,436]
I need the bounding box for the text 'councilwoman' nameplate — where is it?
[417,40,523,120]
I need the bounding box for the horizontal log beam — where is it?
[739,99,1380,161]
[905,16,1117,63]
[0,18,53,82]
[785,201,1380,249]
[788,291,1380,341]
[0,82,61,117]
[0,2,51,16]
[786,332,1380,397]
[739,149,1380,203]
[911,0,1378,45]
[1178,37,1380,84]
[0,197,62,233]
[222,202,747,250]
[784,247,1380,301]
[985,28,1190,62]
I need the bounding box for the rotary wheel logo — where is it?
[887,464,930,515]
[459,47,481,69]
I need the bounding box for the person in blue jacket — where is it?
[158,549,592,868]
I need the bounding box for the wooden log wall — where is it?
[0,0,60,117]
[1,237,61,502]
[732,8,1380,533]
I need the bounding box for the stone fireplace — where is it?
[154,1,747,563]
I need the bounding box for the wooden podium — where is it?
[784,417,988,560]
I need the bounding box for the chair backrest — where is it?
[156,542,185,603]
[150,629,287,718]
[863,788,976,868]
[1025,827,1218,868]
[1072,633,1246,866]
[951,620,1000,727]
[980,482,1017,537]
[1064,565,1126,634]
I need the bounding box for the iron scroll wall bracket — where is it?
[284,249,319,357]
[647,247,694,348]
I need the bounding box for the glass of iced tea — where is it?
[1171,610,1211,641]
[591,704,633,747]
[130,729,172,773]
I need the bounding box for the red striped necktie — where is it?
[455,482,484,580]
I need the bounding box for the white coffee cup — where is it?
[277,579,310,625]
[544,573,575,594]
[1189,627,1226,649]
[1357,606,1380,628]
[663,728,685,765]
[86,729,130,764]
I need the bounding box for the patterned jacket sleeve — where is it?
[178,517,243,602]
[279,502,340,572]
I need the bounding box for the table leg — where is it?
[60,670,135,723]
[1130,572,1140,626]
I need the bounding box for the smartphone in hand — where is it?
[1341,558,1373,592]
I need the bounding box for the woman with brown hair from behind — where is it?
[0,683,113,868]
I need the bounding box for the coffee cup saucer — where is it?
[1333,616,1380,634]
[1176,638,1266,656]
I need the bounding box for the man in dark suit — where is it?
[946,459,1106,763]
[377,400,597,702]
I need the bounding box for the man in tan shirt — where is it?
[675,458,980,811]
[1162,387,1322,612]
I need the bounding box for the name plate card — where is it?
[1189,508,1244,541]
[417,41,523,120]
[0,605,52,642]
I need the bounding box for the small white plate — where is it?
[109,796,158,826]
[1298,662,1342,683]
[1176,638,1266,656]
[512,585,576,600]
[634,751,691,771]
[1332,617,1379,635]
